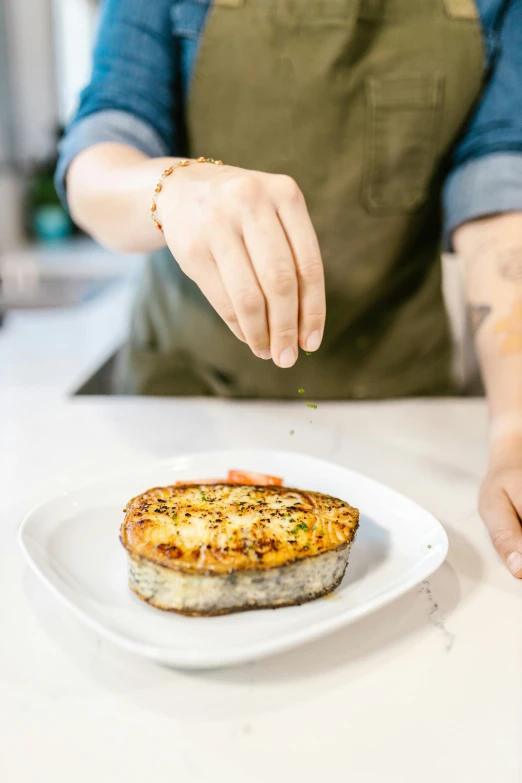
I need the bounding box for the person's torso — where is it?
[120,0,488,399]
[171,0,504,98]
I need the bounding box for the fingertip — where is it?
[304,330,323,353]
[277,346,297,368]
[506,551,522,578]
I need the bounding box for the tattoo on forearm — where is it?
[497,245,522,283]
[495,301,522,355]
[468,303,492,335]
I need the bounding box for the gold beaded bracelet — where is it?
[151,156,224,232]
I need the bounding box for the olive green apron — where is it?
[115,0,485,399]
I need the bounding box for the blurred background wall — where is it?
[0,0,146,397]
[0,0,97,249]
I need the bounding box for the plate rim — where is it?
[18,448,449,668]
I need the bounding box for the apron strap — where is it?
[442,0,479,19]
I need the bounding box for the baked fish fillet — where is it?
[120,482,359,616]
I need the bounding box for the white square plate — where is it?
[19,449,447,669]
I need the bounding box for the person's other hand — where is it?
[157,162,325,368]
[480,434,522,577]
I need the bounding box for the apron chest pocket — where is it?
[361,72,444,214]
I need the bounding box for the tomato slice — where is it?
[175,479,227,486]
[175,471,284,487]
[227,470,284,486]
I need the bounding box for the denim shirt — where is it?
[56,0,522,246]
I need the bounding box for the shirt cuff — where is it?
[443,153,522,250]
[54,109,169,211]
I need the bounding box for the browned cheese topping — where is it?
[121,483,359,575]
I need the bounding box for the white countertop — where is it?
[1,396,521,782]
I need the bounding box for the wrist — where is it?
[151,159,188,231]
[152,157,223,231]
[488,421,522,470]
[489,412,522,442]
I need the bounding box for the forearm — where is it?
[66,143,181,254]
[455,212,522,447]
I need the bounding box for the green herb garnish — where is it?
[289,429,294,435]
[200,491,207,502]
[298,388,305,394]
[290,521,309,533]
[305,352,312,356]
[306,403,318,409]
[427,544,432,549]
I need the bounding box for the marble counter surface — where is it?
[1,396,520,782]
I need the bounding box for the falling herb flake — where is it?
[289,429,294,435]
[427,544,432,549]
[306,403,318,409]
[298,388,305,394]
[305,352,312,356]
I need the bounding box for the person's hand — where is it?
[480,434,522,577]
[157,162,325,368]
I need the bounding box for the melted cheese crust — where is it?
[121,483,359,575]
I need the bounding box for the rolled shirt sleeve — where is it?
[443,152,522,245]
[443,0,522,247]
[55,0,180,211]
[55,109,169,208]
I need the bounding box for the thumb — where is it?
[479,485,522,577]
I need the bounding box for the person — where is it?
[56,0,522,578]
